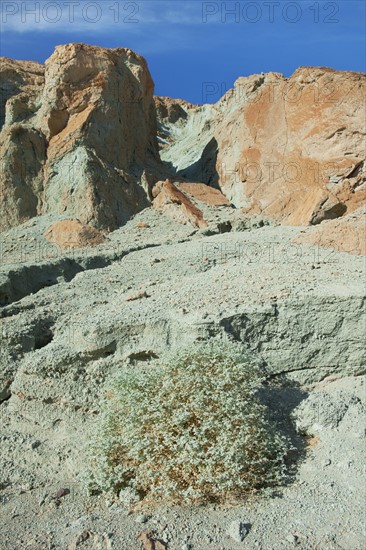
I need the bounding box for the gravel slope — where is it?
[0,205,365,549]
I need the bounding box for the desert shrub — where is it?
[87,340,289,504]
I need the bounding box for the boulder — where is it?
[177,182,231,206]
[43,219,105,249]
[293,206,366,255]
[153,179,208,228]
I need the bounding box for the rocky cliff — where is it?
[2,51,365,235]
[0,48,365,548]
[1,44,162,232]
[158,67,366,226]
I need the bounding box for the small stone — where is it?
[135,514,150,524]
[53,487,70,500]
[68,530,91,550]
[125,290,149,302]
[39,493,48,506]
[11,507,19,519]
[50,499,60,509]
[137,531,167,550]
[323,459,332,467]
[76,531,90,544]
[286,534,298,544]
[102,533,113,549]
[226,520,250,543]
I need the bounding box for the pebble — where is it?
[226,520,250,543]
[134,514,150,524]
[54,487,70,500]
[286,534,298,544]
[39,493,48,506]
[125,289,149,301]
[76,530,90,544]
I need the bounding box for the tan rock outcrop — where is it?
[177,182,231,206]
[153,180,208,228]
[1,44,162,232]
[43,219,105,249]
[0,57,44,129]
[2,55,365,234]
[158,67,366,225]
[293,206,366,255]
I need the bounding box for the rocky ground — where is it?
[0,200,365,549]
[1,44,365,549]
[0,375,364,550]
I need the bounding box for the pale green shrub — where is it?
[87,340,289,504]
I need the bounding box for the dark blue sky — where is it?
[1,1,365,103]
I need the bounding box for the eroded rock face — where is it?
[2,55,365,235]
[154,96,196,126]
[158,67,366,225]
[1,44,161,232]
[154,96,198,150]
[0,57,44,130]
[1,124,46,228]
